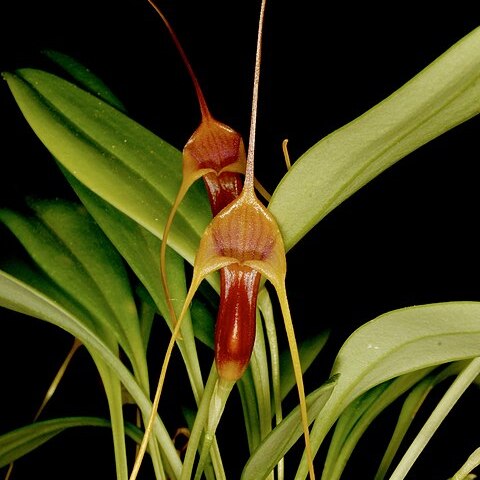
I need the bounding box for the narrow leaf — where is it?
[0,201,144,369]
[0,416,143,467]
[389,357,480,480]
[241,378,337,480]
[450,447,480,480]
[0,270,182,477]
[374,362,467,480]
[323,369,435,480]
[63,172,205,402]
[42,49,127,112]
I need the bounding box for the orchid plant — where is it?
[1,2,480,480]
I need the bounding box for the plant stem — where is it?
[193,377,234,480]
[259,288,284,479]
[181,364,221,480]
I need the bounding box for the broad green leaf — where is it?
[31,199,142,339]
[0,256,99,335]
[293,301,480,479]
[63,173,206,402]
[59,174,225,475]
[0,270,182,477]
[62,171,191,324]
[0,416,143,467]
[0,201,145,377]
[270,26,480,251]
[241,378,337,480]
[0,254,130,477]
[42,49,127,112]
[0,198,178,475]
[2,68,211,266]
[136,286,158,352]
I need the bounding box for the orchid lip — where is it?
[215,265,261,382]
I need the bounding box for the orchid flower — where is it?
[130,1,314,479]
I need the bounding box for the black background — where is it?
[1,1,480,478]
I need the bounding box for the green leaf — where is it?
[90,353,130,480]
[42,49,127,112]
[237,367,261,453]
[0,255,98,334]
[270,26,480,251]
[257,287,282,451]
[63,173,205,402]
[0,416,143,467]
[0,254,131,477]
[180,364,226,480]
[2,68,211,266]
[374,362,466,480]
[332,302,480,411]
[293,301,480,479]
[389,357,480,480]
[323,369,435,480]
[449,447,480,480]
[0,200,145,375]
[241,378,337,480]
[249,310,273,444]
[62,172,188,324]
[0,270,182,477]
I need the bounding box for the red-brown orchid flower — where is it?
[131,1,314,479]
[146,1,271,326]
[145,0,247,328]
[175,14,316,466]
